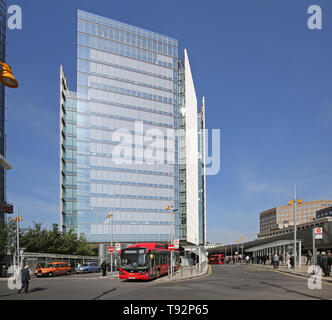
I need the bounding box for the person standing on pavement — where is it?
[245,255,250,264]
[18,265,30,294]
[316,251,321,266]
[306,250,313,266]
[279,254,283,266]
[101,260,107,277]
[327,251,332,276]
[286,252,291,269]
[290,254,295,269]
[273,253,279,269]
[320,252,329,277]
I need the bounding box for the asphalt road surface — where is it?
[1,264,331,300]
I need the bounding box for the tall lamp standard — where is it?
[240,236,245,262]
[236,240,240,263]
[0,62,18,270]
[13,210,22,268]
[287,185,303,272]
[166,204,177,278]
[106,212,113,274]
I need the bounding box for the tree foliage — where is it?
[1,220,95,257]
[0,218,24,258]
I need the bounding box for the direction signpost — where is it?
[313,227,323,269]
[314,227,323,239]
[173,239,180,249]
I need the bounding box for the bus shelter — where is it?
[21,252,99,269]
[245,239,303,267]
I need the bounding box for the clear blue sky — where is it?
[4,0,332,243]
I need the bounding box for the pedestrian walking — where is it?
[18,265,30,294]
[306,250,313,266]
[101,260,107,277]
[245,255,250,264]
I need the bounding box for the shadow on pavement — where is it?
[92,287,118,300]
[260,282,329,300]
[29,287,48,293]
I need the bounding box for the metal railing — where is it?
[168,261,209,280]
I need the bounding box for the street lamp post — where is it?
[166,204,177,279]
[107,212,113,274]
[13,209,22,268]
[240,236,245,263]
[236,240,240,263]
[288,185,303,272]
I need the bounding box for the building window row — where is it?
[78,46,177,82]
[78,33,176,70]
[78,19,178,58]
[78,10,178,47]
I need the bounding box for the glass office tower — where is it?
[0,0,7,222]
[61,10,179,243]
[177,51,206,246]
[61,10,206,245]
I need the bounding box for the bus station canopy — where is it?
[245,240,303,253]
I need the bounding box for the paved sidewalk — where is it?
[158,264,211,282]
[252,263,332,284]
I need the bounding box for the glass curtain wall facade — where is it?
[178,60,186,241]
[0,0,7,222]
[61,10,179,243]
[198,98,206,245]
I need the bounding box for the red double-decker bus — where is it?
[119,243,180,280]
[209,254,225,265]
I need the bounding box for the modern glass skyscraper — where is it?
[60,10,205,245]
[0,0,7,222]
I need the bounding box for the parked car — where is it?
[75,262,101,274]
[35,262,72,277]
